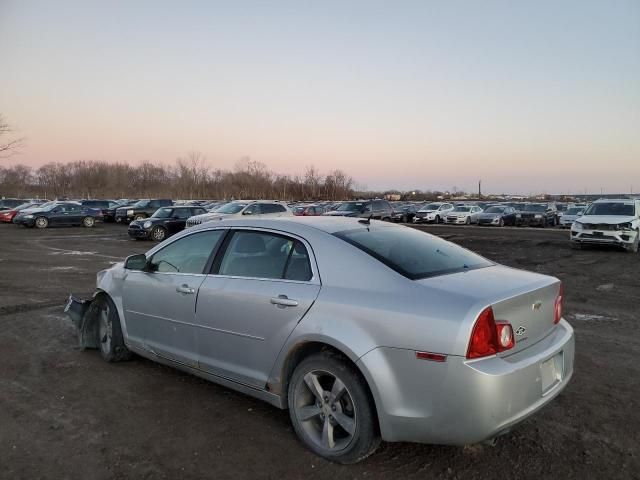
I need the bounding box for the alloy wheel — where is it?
[152,227,166,241]
[83,216,95,227]
[98,306,113,357]
[293,370,357,452]
[35,217,48,229]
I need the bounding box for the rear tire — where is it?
[499,218,504,227]
[35,216,49,229]
[435,215,440,224]
[288,352,380,464]
[134,214,145,221]
[93,295,132,362]
[82,216,95,228]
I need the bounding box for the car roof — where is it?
[188,215,395,235]
[592,198,635,204]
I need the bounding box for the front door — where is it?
[121,229,227,367]
[194,229,320,388]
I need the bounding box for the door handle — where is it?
[270,295,299,307]
[176,284,195,294]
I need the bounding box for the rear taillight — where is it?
[466,306,515,359]
[554,283,564,324]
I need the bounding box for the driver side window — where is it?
[150,230,225,274]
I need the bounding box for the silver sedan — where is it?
[66,217,574,464]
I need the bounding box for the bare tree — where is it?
[0,114,25,158]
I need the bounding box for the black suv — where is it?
[322,200,394,221]
[115,199,173,223]
[517,203,558,227]
[128,206,207,241]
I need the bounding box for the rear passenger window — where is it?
[218,231,312,281]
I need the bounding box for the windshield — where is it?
[584,202,635,216]
[334,226,492,280]
[152,207,173,218]
[216,202,248,214]
[452,206,471,212]
[336,202,366,212]
[132,200,150,208]
[422,203,441,211]
[484,206,505,213]
[523,204,546,212]
[565,207,584,215]
[14,203,36,211]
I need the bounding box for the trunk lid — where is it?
[417,265,561,356]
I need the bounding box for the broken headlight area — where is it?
[64,295,100,349]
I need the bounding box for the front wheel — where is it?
[93,295,132,362]
[134,214,145,221]
[499,218,504,227]
[435,215,440,224]
[288,353,380,464]
[465,216,471,225]
[151,226,167,242]
[35,216,49,229]
[626,232,639,253]
[82,216,95,228]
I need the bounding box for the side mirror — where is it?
[124,254,148,271]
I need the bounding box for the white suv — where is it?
[571,199,640,252]
[186,200,292,228]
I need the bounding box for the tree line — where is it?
[0,153,355,201]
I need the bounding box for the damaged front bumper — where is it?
[64,295,99,349]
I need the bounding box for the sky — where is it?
[1,0,639,194]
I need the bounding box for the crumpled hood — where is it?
[577,215,636,225]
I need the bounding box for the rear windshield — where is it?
[336,202,366,212]
[584,202,635,216]
[334,226,492,280]
[484,206,505,213]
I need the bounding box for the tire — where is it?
[82,216,95,228]
[435,215,440,224]
[626,232,639,253]
[94,295,132,362]
[134,214,145,221]
[151,226,167,242]
[465,217,471,225]
[499,218,504,227]
[288,352,380,464]
[34,216,49,229]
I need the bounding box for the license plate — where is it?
[541,352,563,394]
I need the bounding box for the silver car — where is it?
[66,217,574,463]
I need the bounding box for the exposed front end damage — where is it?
[64,294,100,349]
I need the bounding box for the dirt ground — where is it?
[0,222,638,479]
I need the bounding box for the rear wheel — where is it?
[499,218,504,227]
[35,216,49,229]
[151,226,167,242]
[288,352,380,464]
[82,216,95,228]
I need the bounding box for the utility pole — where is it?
[478,180,482,199]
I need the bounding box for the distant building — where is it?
[384,193,401,201]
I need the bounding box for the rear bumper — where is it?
[357,319,574,445]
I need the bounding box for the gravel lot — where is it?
[0,222,638,479]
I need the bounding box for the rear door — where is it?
[194,229,321,388]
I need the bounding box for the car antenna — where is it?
[358,214,373,225]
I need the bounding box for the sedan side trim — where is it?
[125,309,266,341]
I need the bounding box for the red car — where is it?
[0,202,43,223]
[292,205,325,216]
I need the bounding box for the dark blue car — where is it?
[18,202,103,228]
